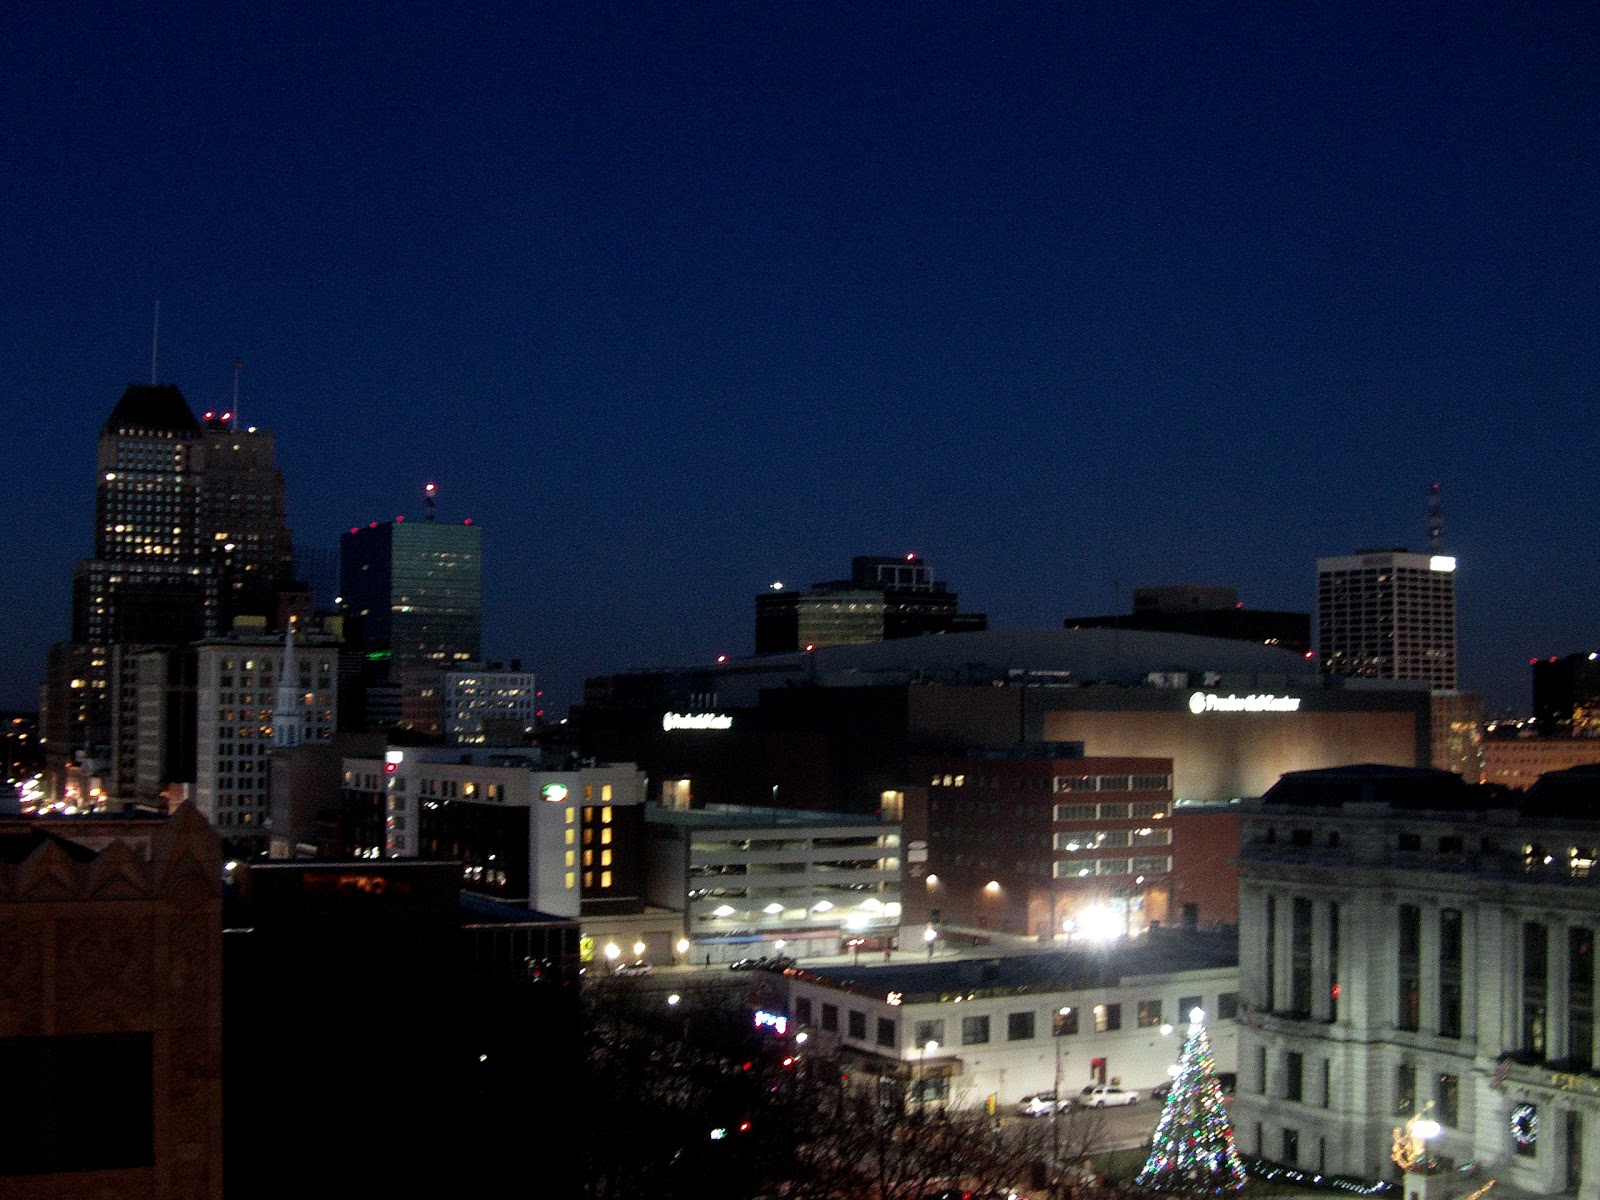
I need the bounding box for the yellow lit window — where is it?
[583,872,593,887]
[601,784,613,802]
[584,785,593,803]
[601,871,612,888]
[583,850,593,867]
[565,829,575,846]
[565,851,575,867]
[601,849,612,866]
[584,806,594,821]
[565,872,575,889]
[584,829,593,845]
[601,806,613,824]
[601,828,612,845]
[565,807,575,824]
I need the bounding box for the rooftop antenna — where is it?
[232,359,242,429]
[150,300,160,385]
[424,481,438,521]
[1427,483,1444,552]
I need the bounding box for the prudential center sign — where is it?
[1188,691,1302,714]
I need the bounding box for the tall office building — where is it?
[340,519,482,735]
[43,384,299,800]
[755,553,986,654]
[1316,549,1458,691]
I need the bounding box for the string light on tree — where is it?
[1135,1008,1247,1194]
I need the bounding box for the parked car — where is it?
[1079,1084,1140,1107]
[1016,1091,1071,1117]
[615,960,653,977]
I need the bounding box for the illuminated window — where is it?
[584,806,594,821]
[583,785,593,803]
[565,807,575,823]
[601,828,612,845]
[584,872,593,887]
[565,829,575,845]
[565,851,575,867]
[602,784,613,802]
[566,872,575,889]
[583,850,593,867]
[601,806,613,824]
[601,849,612,866]
[601,871,612,888]
[583,829,593,845]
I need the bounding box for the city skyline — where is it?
[3,3,1596,715]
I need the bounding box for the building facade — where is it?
[755,554,986,654]
[1535,654,1600,738]
[1067,585,1312,656]
[445,663,537,745]
[644,804,902,960]
[1317,550,1458,691]
[1483,736,1600,791]
[1234,763,1600,1195]
[779,930,1239,1108]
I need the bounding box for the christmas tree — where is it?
[1135,1008,1248,1193]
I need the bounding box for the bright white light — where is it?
[1413,1119,1442,1140]
[883,902,901,917]
[1190,1007,1205,1025]
[1078,906,1122,943]
[846,914,868,930]
[1160,1023,1174,1036]
[859,897,883,911]
[710,1128,728,1140]
[924,1040,940,1055]
[984,880,1001,893]
[713,905,736,918]
[812,900,834,912]
[1429,556,1456,573]
[667,994,681,1006]
[764,903,785,914]
[604,943,621,960]
[1168,1064,1181,1078]
[924,926,937,943]
[633,941,646,956]
[774,940,786,950]
[925,873,939,888]
[796,1032,808,1044]
[676,938,690,953]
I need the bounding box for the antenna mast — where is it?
[1427,483,1444,552]
[150,301,160,385]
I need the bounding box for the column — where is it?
[1312,897,1334,1023]
[1274,890,1295,1014]
[1419,901,1440,1036]
[1551,921,1571,1063]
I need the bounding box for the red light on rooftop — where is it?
[350,527,359,535]
[463,518,472,525]
[222,412,232,422]
[1236,601,1244,609]
[369,522,378,529]
[1532,658,1541,665]
[1304,651,1315,659]
[204,411,215,420]
[384,762,397,774]
[396,515,404,522]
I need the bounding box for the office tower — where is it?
[43,384,300,800]
[194,413,296,630]
[340,519,482,735]
[1316,549,1458,690]
[1533,652,1600,737]
[1065,585,1312,654]
[755,553,986,654]
[445,662,537,745]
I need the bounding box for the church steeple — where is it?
[272,618,302,749]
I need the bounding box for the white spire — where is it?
[272,619,302,749]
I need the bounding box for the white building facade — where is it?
[1317,550,1458,690]
[444,665,538,744]
[780,932,1239,1107]
[194,632,337,838]
[1234,764,1600,1195]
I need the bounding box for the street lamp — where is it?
[1393,1104,1443,1200]
[921,1040,940,1105]
[924,925,937,959]
[604,943,621,969]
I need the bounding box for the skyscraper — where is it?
[43,384,299,801]
[340,519,482,735]
[754,553,986,654]
[1316,549,1458,690]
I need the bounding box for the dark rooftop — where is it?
[1522,763,1600,820]
[1261,764,1496,811]
[794,927,1237,1003]
[458,891,574,926]
[103,383,200,436]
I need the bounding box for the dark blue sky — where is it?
[3,2,1596,715]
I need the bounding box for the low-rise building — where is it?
[645,804,902,961]
[779,929,1239,1107]
[1483,735,1600,790]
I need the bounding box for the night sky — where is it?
[3,3,1596,716]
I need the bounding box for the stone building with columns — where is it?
[1234,762,1600,1196]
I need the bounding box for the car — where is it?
[1151,1081,1174,1101]
[729,957,763,971]
[1015,1091,1071,1117]
[1079,1084,1140,1107]
[615,960,653,977]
